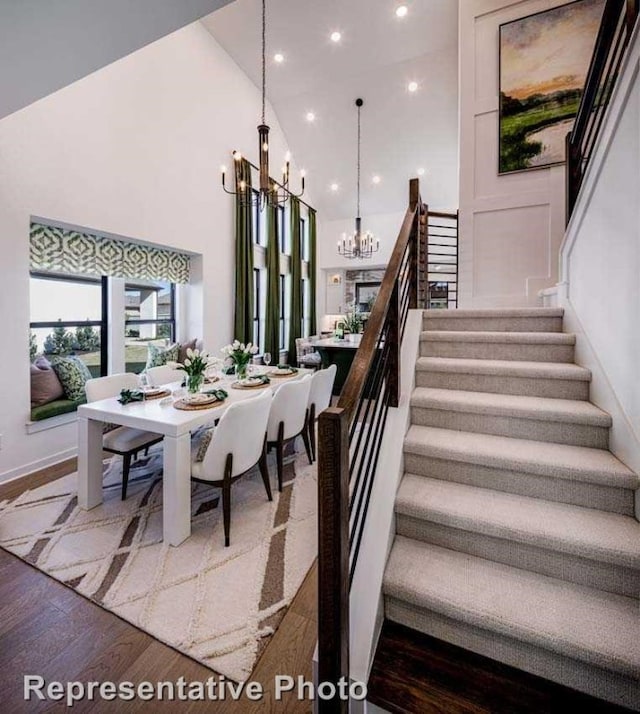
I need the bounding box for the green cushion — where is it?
[145,343,179,371]
[49,356,92,401]
[30,398,85,422]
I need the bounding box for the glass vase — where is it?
[187,372,204,394]
[235,361,249,380]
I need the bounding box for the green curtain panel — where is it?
[233,158,254,344]
[288,198,302,361]
[30,223,190,284]
[264,202,281,358]
[308,208,318,335]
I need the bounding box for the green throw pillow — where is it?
[145,343,179,370]
[50,356,93,402]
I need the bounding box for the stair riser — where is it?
[396,515,639,599]
[403,453,635,516]
[422,317,563,333]
[415,371,589,400]
[420,341,575,363]
[384,598,640,710]
[410,407,609,448]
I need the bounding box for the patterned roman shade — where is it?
[30,222,190,284]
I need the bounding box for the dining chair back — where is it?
[86,373,140,402]
[85,373,162,500]
[146,364,182,387]
[306,364,337,462]
[266,374,313,491]
[200,388,272,480]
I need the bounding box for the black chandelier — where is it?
[221,0,305,208]
[337,99,379,259]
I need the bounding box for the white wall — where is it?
[458,0,570,307]
[0,21,295,481]
[558,26,640,481]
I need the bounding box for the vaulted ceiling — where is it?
[202,0,459,221]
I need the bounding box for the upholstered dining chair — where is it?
[191,388,273,547]
[85,373,163,500]
[146,364,182,387]
[266,375,313,492]
[306,364,337,462]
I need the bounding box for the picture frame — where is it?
[498,0,605,174]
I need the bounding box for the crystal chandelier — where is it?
[338,98,379,259]
[221,0,304,207]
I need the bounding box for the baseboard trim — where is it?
[0,447,78,485]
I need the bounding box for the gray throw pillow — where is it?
[30,356,65,406]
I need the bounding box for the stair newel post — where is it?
[317,406,350,714]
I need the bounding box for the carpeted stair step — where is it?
[403,425,637,515]
[395,475,640,598]
[383,537,640,709]
[411,388,611,448]
[420,330,575,363]
[415,357,591,400]
[422,308,564,333]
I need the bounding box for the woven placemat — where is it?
[230,380,270,390]
[173,397,226,411]
[267,369,298,378]
[142,389,171,400]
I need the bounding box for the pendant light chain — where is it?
[261,0,266,125]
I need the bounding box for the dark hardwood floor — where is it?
[0,459,317,713]
[368,620,634,714]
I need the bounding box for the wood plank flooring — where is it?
[368,620,634,714]
[0,460,317,713]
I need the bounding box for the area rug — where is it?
[0,442,317,682]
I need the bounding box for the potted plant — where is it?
[221,340,259,380]
[342,309,362,342]
[176,348,211,394]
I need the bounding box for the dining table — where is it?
[77,365,311,547]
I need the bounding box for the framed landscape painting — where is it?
[499,0,605,174]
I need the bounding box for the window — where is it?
[300,216,308,261]
[124,281,176,373]
[278,205,288,254]
[302,277,311,338]
[253,268,261,347]
[279,274,291,351]
[252,190,264,246]
[29,273,108,378]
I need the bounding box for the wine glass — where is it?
[263,352,271,369]
[139,372,149,398]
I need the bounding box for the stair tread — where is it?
[422,330,575,344]
[384,537,640,677]
[416,357,591,381]
[403,425,637,487]
[423,308,564,319]
[396,475,640,568]
[411,387,611,426]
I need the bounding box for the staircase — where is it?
[382,308,640,710]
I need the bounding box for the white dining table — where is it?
[77,366,311,546]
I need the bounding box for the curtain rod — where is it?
[238,156,316,212]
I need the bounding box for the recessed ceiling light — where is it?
[372,175,381,184]
[417,167,425,176]
[408,81,418,93]
[396,5,409,18]
[330,182,339,192]
[306,111,316,122]
[330,31,342,43]
[274,52,284,63]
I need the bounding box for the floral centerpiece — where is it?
[176,348,212,394]
[221,340,258,380]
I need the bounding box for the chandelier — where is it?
[221,0,304,208]
[337,98,379,259]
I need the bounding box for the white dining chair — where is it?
[306,364,337,462]
[85,373,163,500]
[146,364,182,387]
[266,374,313,492]
[191,388,273,547]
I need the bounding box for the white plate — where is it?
[183,393,218,405]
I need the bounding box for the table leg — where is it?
[77,416,104,509]
[163,433,192,546]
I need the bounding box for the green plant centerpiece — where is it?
[177,348,211,394]
[342,308,362,335]
[221,340,258,380]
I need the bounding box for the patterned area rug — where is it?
[0,444,317,681]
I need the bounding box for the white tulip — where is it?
[184,358,191,367]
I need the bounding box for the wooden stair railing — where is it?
[567,0,639,220]
[317,179,423,713]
